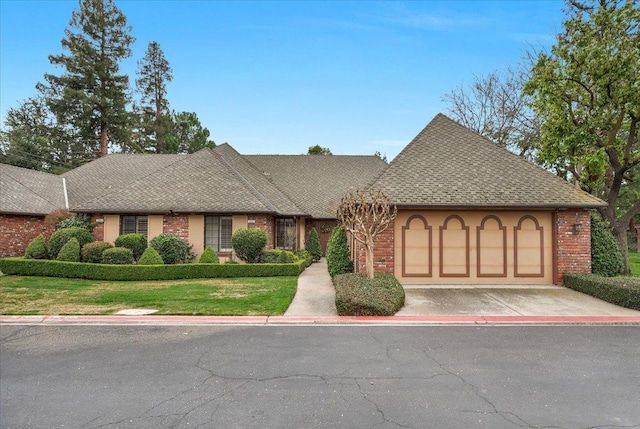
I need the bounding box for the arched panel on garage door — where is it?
[477,215,507,277]
[440,215,470,277]
[402,214,432,277]
[514,215,544,277]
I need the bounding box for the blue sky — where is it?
[0,0,564,160]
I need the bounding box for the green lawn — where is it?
[630,251,640,277]
[0,276,298,316]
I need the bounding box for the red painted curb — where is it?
[2,315,640,325]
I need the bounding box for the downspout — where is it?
[62,177,69,210]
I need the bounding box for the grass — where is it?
[0,276,298,316]
[630,251,640,277]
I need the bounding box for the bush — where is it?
[306,227,322,261]
[138,247,164,265]
[199,246,220,264]
[81,241,113,263]
[44,208,72,227]
[591,214,624,276]
[24,234,49,259]
[334,273,405,316]
[114,233,147,261]
[232,228,267,263]
[149,233,194,264]
[48,227,93,259]
[57,238,80,262]
[277,250,297,263]
[102,247,134,264]
[0,257,307,281]
[295,249,312,267]
[57,214,92,231]
[326,225,353,277]
[260,249,282,263]
[564,273,640,311]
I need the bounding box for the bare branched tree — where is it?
[337,189,397,279]
[442,67,541,159]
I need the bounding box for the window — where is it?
[275,218,296,250]
[205,216,232,252]
[120,215,148,238]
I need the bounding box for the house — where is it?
[1,113,605,284]
[360,114,605,285]
[0,164,66,256]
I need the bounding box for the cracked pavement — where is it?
[1,325,639,428]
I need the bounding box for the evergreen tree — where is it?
[38,0,135,159]
[135,41,173,153]
[165,111,215,153]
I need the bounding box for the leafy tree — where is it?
[374,151,388,163]
[337,189,397,279]
[443,67,541,159]
[524,0,640,273]
[165,111,215,153]
[38,0,135,159]
[308,145,332,155]
[135,41,173,153]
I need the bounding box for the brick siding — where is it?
[248,214,274,249]
[163,214,189,241]
[0,214,55,257]
[555,209,592,284]
[355,224,395,275]
[90,214,105,242]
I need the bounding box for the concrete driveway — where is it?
[397,284,640,317]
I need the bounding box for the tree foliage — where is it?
[165,111,216,153]
[524,0,640,273]
[305,227,322,261]
[443,67,541,159]
[308,145,332,155]
[134,41,173,153]
[38,0,135,159]
[337,189,397,279]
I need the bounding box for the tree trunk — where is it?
[613,224,630,275]
[365,238,374,280]
[99,122,108,157]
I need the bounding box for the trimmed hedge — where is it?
[198,246,219,264]
[24,234,49,259]
[102,247,134,264]
[49,227,93,259]
[81,241,113,263]
[57,238,80,262]
[114,233,147,261]
[334,272,405,316]
[232,228,267,263]
[294,249,312,267]
[0,257,307,281]
[326,225,353,277]
[149,233,194,264]
[564,273,640,311]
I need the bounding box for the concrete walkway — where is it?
[284,258,337,316]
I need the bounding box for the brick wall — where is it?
[355,224,395,275]
[163,214,189,241]
[0,214,55,257]
[90,214,105,242]
[555,209,592,284]
[248,214,274,249]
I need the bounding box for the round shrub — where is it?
[114,233,147,260]
[231,228,267,263]
[138,247,164,265]
[57,214,92,231]
[24,234,49,259]
[102,247,134,264]
[48,227,93,259]
[81,241,113,263]
[306,227,322,261]
[199,246,220,263]
[591,214,624,277]
[326,225,353,277]
[334,273,405,316]
[57,237,80,262]
[149,233,194,264]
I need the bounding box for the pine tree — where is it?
[135,41,173,153]
[38,0,135,159]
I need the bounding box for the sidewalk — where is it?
[284,258,337,316]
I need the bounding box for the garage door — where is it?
[395,211,553,284]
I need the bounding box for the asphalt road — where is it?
[1,325,639,429]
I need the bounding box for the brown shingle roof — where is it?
[370,113,606,208]
[0,164,66,215]
[246,154,388,218]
